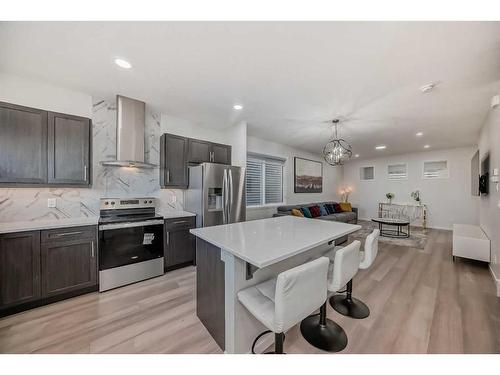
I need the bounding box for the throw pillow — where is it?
[339,202,352,212]
[333,203,342,213]
[309,205,321,218]
[319,204,329,216]
[325,203,335,214]
[300,207,312,218]
[291,208,304,217]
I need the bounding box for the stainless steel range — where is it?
[98,198,164,292]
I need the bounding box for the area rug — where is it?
[349,220,428,249]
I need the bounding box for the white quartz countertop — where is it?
[158,210,196,219]
[190,216,361,268]
[0,216,99,234]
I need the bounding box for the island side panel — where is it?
[196,238,226,350]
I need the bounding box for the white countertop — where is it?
[159,210,196,219]
[0,210,196,234]
[190,216,361,268]
[0,216,99,234]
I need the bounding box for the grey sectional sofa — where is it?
[273,202,358,224]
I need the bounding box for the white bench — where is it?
[452,224,490,262]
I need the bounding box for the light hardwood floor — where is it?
[0,229,499,354]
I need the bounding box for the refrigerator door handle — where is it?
[222,168,228,224]
[228,169,234,220]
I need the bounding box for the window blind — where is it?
[423,160,449,179]
[388,164,407,180]
[246,154,285,206]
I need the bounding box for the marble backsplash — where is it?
[0,99,184,223]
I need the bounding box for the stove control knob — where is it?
[144,200,148,204]
[149,200,152,204]
[105,202,109,205]
[111,201,115,205]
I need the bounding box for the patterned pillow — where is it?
[339,202,352,212]
[291,208,304,217]
[325,203,335,214]
[333,203,342,213]
[319,204,329,216]
[309,205,321,218]
[300,207,312,218]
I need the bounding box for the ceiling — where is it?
[1,21,500,159]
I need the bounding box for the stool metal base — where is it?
[300,305,348,352]
[329,294,370,319]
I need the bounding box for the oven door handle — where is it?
[99,219,164,231]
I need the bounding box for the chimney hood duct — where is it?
[100,95,157,169]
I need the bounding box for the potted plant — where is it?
[411,190,422,205]
[386,192,395,204]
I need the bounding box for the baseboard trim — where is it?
[489,264,500,297]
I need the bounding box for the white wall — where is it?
[0,73,92,117]
[342,147,479,230]
[478,103,500,286]
[246,136,343,220]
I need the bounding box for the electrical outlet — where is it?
[47,198,57,208]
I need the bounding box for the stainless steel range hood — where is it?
[100,95,157,169]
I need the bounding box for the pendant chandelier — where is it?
[323,119,352,166]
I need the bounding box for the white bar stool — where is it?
[330,229,380,319]
[237,257,330,354]
[300,240,361,352]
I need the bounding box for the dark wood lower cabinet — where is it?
[0,226,98,317]
[164,217,196,271]
[0,231,41,309]
[196,238,225,350]
[41,238,97,298]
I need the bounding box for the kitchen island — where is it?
[190,215,361,354]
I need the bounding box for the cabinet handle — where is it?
[166,231,170,245]
[166,170,170,183]
[52,231,83,238]
[91,242,95,258]
[84,165,87,181]
[173,220,187,224]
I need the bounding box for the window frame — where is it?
[360,166,375,181]
[387,163,408,180]
[246,153,286,208]
[422,160,449,180]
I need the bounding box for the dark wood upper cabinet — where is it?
[211,143,232,165]
[161,133,232,188]
[0,102,48,184]
[0,101,92,187]
[160,133,189,188]
[188,139,211,163]
[0,231,41,309]
[48,112,91,186]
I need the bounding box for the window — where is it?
[388,164,408,180]
[360,166,374,180]
[246,154,285,206]
[423,160,449,179]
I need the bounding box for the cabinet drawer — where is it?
[165,216,196,231]
[41,225,96,244]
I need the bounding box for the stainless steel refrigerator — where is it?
[185,163,246,227]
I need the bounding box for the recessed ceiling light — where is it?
[354,154,360,158]
[114,58,132,69]
[416,132,423,137]
[424,145,430,149]
[420,82,438,93]
[233,104,243,110]
[375,145,387,150]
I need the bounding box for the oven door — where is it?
[98,220,164,270]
